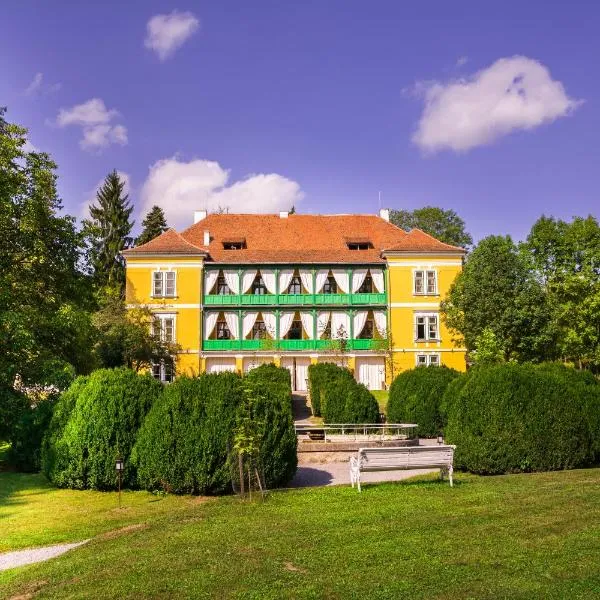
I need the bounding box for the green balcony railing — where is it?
[203,292,386,306]
[203,339,379,351]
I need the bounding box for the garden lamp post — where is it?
[115,456,124,508]
[437,435,444,446]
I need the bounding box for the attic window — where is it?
[223,239,246,250]
[346,240,373,250]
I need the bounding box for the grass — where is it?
[371,389,389,414]
[2,469,600,599]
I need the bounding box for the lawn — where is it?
[371,389,389,414]
[2,469,600,599]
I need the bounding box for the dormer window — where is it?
[223,238,246,250]
[346,239,373,250]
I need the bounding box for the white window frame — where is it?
[416,353,441,367]
[152,358,175,383]
[152,313,176,343]
[414,312,439,341]
[413,269,438,295]
[151,269,177,298]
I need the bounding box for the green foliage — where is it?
[444,363,600,474]
[133,366,296,494]
[133,373,243,495]
[43,368,162,490]
[7,396,54,472]
[308,362,354,417]
[524,215,600,371]
[442,235,557,363]
[322,378,380,424]
[41,376,89,482]
[135,205,169,246]
[92,289,179,371]
[0,108,94,391]
[387,366,460,436]
[471,327,504,365]
[82,170,133,293]
[244,364,297,487]
[0,387,28,442]
[389,206,473,249]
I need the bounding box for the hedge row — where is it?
[41,364,297,493]
[387,366,460,437]
[444,363,600,475]
[308,362,379,423]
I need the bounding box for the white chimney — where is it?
[279,211,289,219]
[194,210,207,223]
[203,230,210,246]
[379,208,390,222]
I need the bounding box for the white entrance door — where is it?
[206,357,236,374]
[356,357,385,390]
[294,358,310,392]
[280,357,310,391]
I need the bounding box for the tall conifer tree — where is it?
[83,170,133,292]
[135,205,168,246]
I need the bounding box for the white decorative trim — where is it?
[386,261,463,267]
[392,348,466,352]
[127,262,203,268]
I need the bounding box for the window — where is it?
[415,314,438,341]
[223,239,246,250]
[152,358,174,383]
[287,276,302,294]
[346,240,373,250]
[416,354,440,367]
[414,270,437,295]
[153,271,176,297]
[251,320,267,340]
[216,321,231,340]
[286,321,303,340]
[216,276,231,295]
[323,276,337,294]
[358,320,374,339]
[152,314,175,342]
[252,275,267,295]
[357,275,373,293]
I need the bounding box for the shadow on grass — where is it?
[359,475,469,491]
[288,467,334,488]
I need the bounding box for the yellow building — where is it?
[123,209,466,390]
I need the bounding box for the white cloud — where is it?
[412,56,582,154]
[456,56,468,68]
[144,10,199,61]
[24,72,61,96]
[81,171,131,219]
[140,157,303,227]
[54,98,127,152]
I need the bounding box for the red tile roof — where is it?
[123,228,206,256]
[124,214,464,263]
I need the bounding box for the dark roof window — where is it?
[346,239,373,250]
[223,239,247,250]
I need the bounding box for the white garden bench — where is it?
[349,445,456,492]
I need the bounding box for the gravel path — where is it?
[0,540,89,572]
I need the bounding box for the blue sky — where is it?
[2,1,599,241]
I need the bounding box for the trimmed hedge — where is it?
[132,373,243,494]
[42,368,162,489]
[244,364,297,487]
[133,365,297,494]
[307,362,355,417]
[322,378,380,424]
[387,366,460,437]
[444,363,600,474]
[309,362,379,423]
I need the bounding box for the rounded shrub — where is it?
[133,372,243,495]
[387,366,460,437]
[307,362,355,417]
[444,363,600,474]
[43,368,162,489]
[244,364,297,487]
[41,376,88,482]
